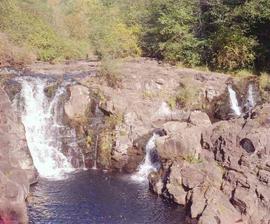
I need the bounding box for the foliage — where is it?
[259,73,270,102]
[259,73,270,92]
[184,154,202,164]
[64,0,140,59]
[207,29,257,71]
[0,0,270,72]
[140,0,203,66]
[0,33,35,67]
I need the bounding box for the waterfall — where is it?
[228,85,242,116]
[15,77,74,179]
[92,134,99,170]
[132,134,159,182]
[247,84,256,109]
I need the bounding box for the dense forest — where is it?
[0,0,269,73]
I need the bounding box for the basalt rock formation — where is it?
[149,105,270,224]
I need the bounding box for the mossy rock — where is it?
[3,79,21,101]
[44,82,59,98]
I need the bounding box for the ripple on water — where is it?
[28,170,185,224]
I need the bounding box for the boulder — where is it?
[156,122,204,161]
[189,111,212,128]
[166,162,187,205]
[64,85,91,121]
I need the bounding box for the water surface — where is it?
[28,170,185,224]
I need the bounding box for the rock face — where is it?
[64,84,91,122]
[0,87,36,223]
[149,106,270,224]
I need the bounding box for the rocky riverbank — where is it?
[0,58,269,223]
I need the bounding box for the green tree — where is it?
[141,0,203,66]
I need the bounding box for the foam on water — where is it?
[132,134,158,182]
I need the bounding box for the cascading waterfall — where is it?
[132,134,159,182]
[92,134,99,170]
[15,76,75,179]
[247,84,256,109]
[228,85,242,116]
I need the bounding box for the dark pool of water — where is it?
[27,170,185,224]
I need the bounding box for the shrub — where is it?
[0,33,35,67]
[99,57,122,88]
[208,29,257,71]
[87,1,141,59]
[259,72,270,92]
[168,82,201,109]
[259,72,270,102]
[184,154,202,164]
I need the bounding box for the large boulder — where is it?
[156,112,212,161]
[64,84,91,121]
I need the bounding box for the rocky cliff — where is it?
[0,84,36,223]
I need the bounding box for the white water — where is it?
[228,85,242,116]
[247,84,256,109]
[16,77,74,179]
[132,134,158,182]
[92,135,99,170]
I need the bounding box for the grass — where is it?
[232,69,255,78]
[183,154,203,164]
[168,82,201,110]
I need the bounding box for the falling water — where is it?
[15,77,74,179]
[247,84,256,109]
[228,85,242,116]
[92,135,99,170]
[132,134,159,182]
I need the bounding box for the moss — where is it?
[93,89,106,105]
[44,83,59,98]
[96,112,124,169]
[105,112,124,129]
[85,129,94,148]
[142,90,157,100]
[184,154,203,164]
[98,130,113,169]
[168,82,201,110]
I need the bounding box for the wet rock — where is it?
[3,79,21,101]
[148,172,163,195]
